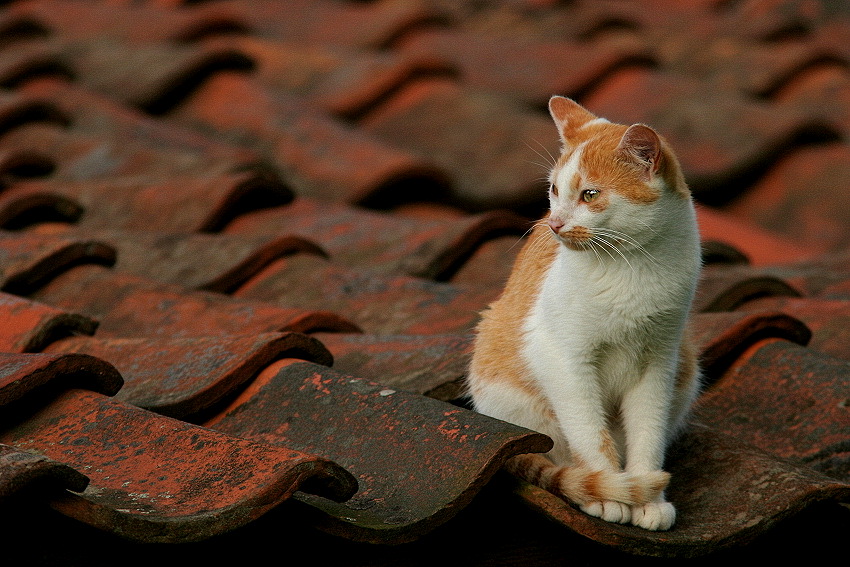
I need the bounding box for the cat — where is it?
[467,96,702,531]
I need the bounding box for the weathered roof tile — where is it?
[204,358,551,544]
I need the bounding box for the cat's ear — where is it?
[617,124,662,181]
[549,96,596,145]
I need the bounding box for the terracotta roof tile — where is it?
[231,254,498,335]
[204,358,551,544]
[0,291,96,353]
[43,331,332,420]
[223,198,528,279]
[0,442,89,503]
[4,170,291,232]
[26,264,359,336]
[0,388,356,543]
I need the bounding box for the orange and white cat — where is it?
[468,96,702,531]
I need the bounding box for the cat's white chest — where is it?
[530,249,671,343]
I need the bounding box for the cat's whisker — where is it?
[583,239,604,264]
[593,234,637,274]
[592,228,663,268]
[524,138,557,169]
[507,222,547,253]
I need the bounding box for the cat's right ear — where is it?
[549,96,597,146]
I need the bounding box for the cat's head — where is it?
[544,96,689,252]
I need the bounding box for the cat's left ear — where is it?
[617,124,662,181]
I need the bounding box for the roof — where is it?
[0,0,848,564]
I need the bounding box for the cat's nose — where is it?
[547,217,565,235]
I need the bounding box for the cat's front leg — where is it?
[621,361,677,530]
[543,363,634,524]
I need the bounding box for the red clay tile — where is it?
[510,422,850,557]
[204,35,455,121]
[726,249,850,297]
[2,0,251,45]
[773,58,850,134]
[723,143,850,253]
[449,234,523,289]
[0,40,71,87]
[168,71,450,207]
[6,169,291,232]
[232,255,497,335]
[28,264,360,337]
[691,310,811,382]
[0,351,121,408]
[223,198,528,280]
[17,77,262,170]
[313,332,472,400]
[739,296,850,363]
[357,76,557,210]
[397,29,652,106]
[55,228,325,292]
[696,204,816,265]
[223,0,446,50]
[0,292,96,353]
[0,387,357,543]
[0,443,89,503]
[204,358,552,544]
[694,264,802,312]
[0,231,115,295]
[44,332,332,420]
[695,338,850,479]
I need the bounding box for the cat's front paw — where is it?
[580,501,631,524]
[630,500,675,531]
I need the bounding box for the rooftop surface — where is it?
[0,0,848,565]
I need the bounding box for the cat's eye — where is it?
[550,184,559,197]
[581,189,600,202]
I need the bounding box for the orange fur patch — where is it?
[470,224,557,400]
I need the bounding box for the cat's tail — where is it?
[505,453,669,506]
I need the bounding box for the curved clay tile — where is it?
[690,310,812,383]
[7,170,292,232]
[358,77,557,211]
[223,197,529,280]
[0,40,74,87]
[579,69,841,202]
[0,90,70,134]
[27,264,360,337]
[168,71,450,207]
[0,231,115,295]
[724,144,850,254]
[44,331,333,420]
[233,0,447,50]
[0,351,122,408]
[0,387,357,543]
[0,443,89,503]
[0,189,82,230]
[738,296,850,361]
[2,0,252,45]
[695,338,850,480]
[0,292,96,353]
[694,265,803,313]
[55,228,327,292]
[312,332,473,399]
[510,422,850,557]
[204,358,552,544]
[15,77,262,173]
[397,29,654,106]
[696,204,816,265]
[231,254,498,335]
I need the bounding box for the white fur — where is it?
[523,155,700,529]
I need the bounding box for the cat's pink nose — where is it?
[547,217,564,234]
